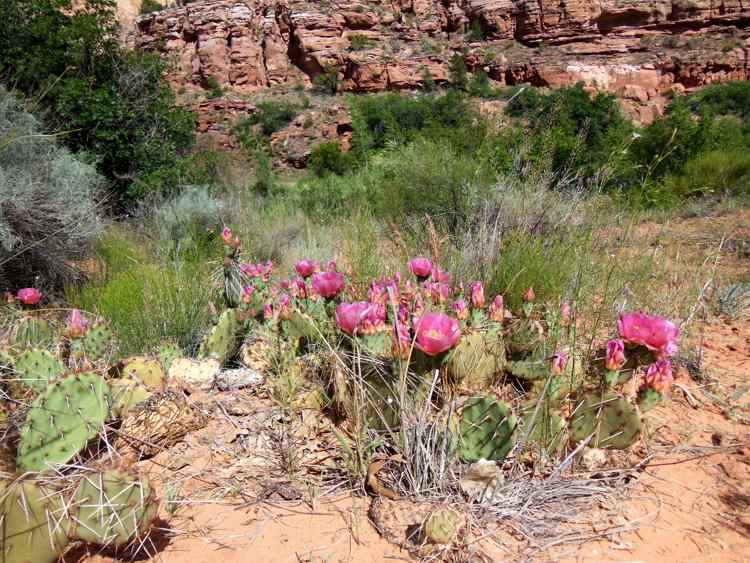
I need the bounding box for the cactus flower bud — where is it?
[643,360,673,393]
[241,286,255,304]
[263,303,273,321]
[551,350,568,375]
[312,271,345,299]
[488,295,505,322]
[604,339,626,371]
[409,257,433,279]
[560,302,572,325]
[452,298,469,320]
[523,287,535,302]
[470,282,485,309]
[66,309,89,338]
[16,288,41,305]
[295,260,319,278]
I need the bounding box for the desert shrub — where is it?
[128,148,223,200]
[506,83,632,180]
[153,185,224,261]
[0,0,195,200]
[0,88,103,291]
[313,65,340,95]
[236,100,297,139]
[466,19,485,42]
[348,35,374,51]
[468,70,499,99]
[687,81,750,118]
[308,141,354,176]
[448,54,468,91]
[662,150,750,199]
[139,0,162,14]
[204,76,223,99]
[350,90,472,155]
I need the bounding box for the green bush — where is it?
[663,149,750,198]
[448,54,468,91]
[313,65,340,95]
[308,141,354,176]
[205,76,223,99]
[0,87,103,290]
[687,81,750,118]
[236,100,298,139]
[139,0,162,14]
[348,35,374,51]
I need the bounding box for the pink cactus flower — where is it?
[413,312,461,356]
[470,282,485,309]
[66,309,89,338]
[643,360,674,393]
[335,302,371,336]
[430,267,452,284]
[263,303,274,321]
[240,263,258,277]
[618,312,679,358]
[551,350,569,375]
[312,271,345,299]
[16,288,41,305]
[398,304,410,324]
[293,278,308,299]
[242,286,255,304]
[361,303,387,334]
[424,282,451,305]
[392,320,412,359]
[489,295,505,322]
[295,260,319,278]
[523,287,535,302]
[326,260,338,272]
[604,339,626,371]
[409,257,433,279]
[277,293,292,320]
[452,299,469,320]
[560,302,572,325]
[221,227,241,249]
[413,292,425,317]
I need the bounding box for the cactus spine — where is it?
[459,395,517,462]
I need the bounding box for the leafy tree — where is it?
[448,54,468,91]
[0,0,196,201]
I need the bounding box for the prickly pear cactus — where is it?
[156,341,182,373]
[570,392,642,450]
[120,356,166,391]
[637,387,662,413]
[0,404,14,473]
[16,372,111,472]
[507,358,548,381]
[506,318,544,357]
[109,376,152,418]
[13,349,65,392]
[69,469,159,547]
[422,508,461,545]
[198,309,241,365]
[521,406,566,453]
[74,320,117,362]
[10,316,54,349]
[0,348,13,370]
[0,480,69,563]
[459,395,517,462]
[447,330,506,391]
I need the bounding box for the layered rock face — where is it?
[134,0,750,155]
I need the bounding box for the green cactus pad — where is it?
[0,480,69,563]
[506,318,544,357]
[636,387,662,413]
[422,508,461,545]
[570,392,642,450]
[156,341,182,373]
[11,317,54,349]
[120,356,165,391]
[13,349,65,392]
[521,405,566,453]
[109,377,153,418]
[507,358,548,381]
[447,330,505,391]
[69,470,158,547]
[198,309,241,365]
[80,321,117,362]
[0,348,13,370]
[459,395,517,462]
[17,372,111,472]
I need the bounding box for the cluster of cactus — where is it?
[0,469,158,563]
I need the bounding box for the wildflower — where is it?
[618,312,679,358]
[16,288,41,305]
[643,360,674,392]
[470,282,485,309]
[488,295,505,322]
[523,287,535,302]
[413,312,461,356]
[312,271,345,299]
[360,303,387,334]
[604,339,626,371]
[295,260,319,278]
[66,309,89,338]
[551,350,569,375]
[430,267,452,284]
[452,298,469,320]
[335,302,371,336]
[241,286,255,304]
[409,257,433,279]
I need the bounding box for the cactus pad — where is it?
[120,356,165,391]
[521,406,566,453]
[636,387,662,413]
[16,372,111,472]
[198,309,240,365]
[570,392,642,450]
[69,470,158,547]
[459,395,517,462]
[0,480,69,563]
[447,330,505,391]
[156,341,182,373]
[13,349,65,392]
[422,508,461,545]
[79,321,117,362]
[109,377,152,418]
[506,318,544,357]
